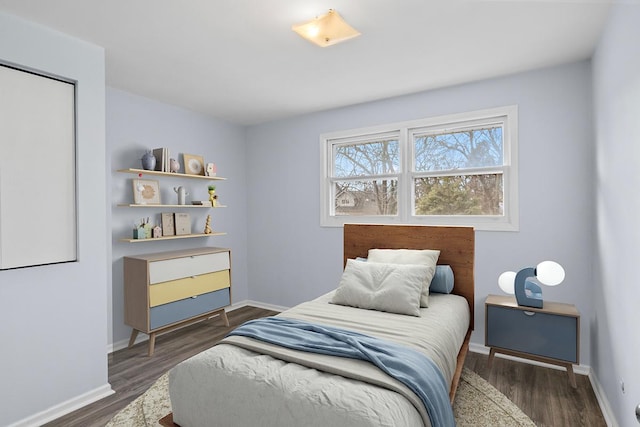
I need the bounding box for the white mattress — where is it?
[169,291,470,427]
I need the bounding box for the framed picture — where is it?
[174,212,191,235]
[161,212,175,236]
[183,153,205,176]
[132,179,161,204]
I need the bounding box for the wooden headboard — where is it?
[343,224,475,329]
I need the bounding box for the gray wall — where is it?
[0,12,109,425]
[245,61,595,365]
[592,4,640,426]
[107,87,248,347]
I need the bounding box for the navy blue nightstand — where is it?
[485,294,580,388]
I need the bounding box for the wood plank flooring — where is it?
[44,306,607,427]
[465,351,607,427]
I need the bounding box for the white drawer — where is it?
[149,251,230,284]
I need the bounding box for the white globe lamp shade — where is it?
[536,261,565,286]
[498,271,517,294]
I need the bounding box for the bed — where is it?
[167,224,475,427]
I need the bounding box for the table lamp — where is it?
[498,261,565,308]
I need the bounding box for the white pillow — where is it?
[367,248,440,307]
[331,259,426,316]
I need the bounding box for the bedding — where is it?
[330,259,427,316]
[227,317,454,426]
[367,249,440,307]
[431,265,454,294]
[351,258,455,294]
[169,291,470,427]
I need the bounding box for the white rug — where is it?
[106,368,535,426]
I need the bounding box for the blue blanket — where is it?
[228,317,455,427]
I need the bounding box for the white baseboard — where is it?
[8,384,114,427]
[587,370,619,427]
[108,299,289,354]
[241,299,289,313]
[469,343,618,426]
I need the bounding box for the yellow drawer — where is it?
[149,270,230,307]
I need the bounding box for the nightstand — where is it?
[485,294,580,387]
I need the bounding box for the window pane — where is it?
[334,139,399,178]
[334,179,398,216]
[414,174,503,215]
[414,127,503,172]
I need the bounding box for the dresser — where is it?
[124,247,232,356]
[485,294,579,387]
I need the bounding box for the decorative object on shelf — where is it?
[292,9,361,47]
[161,213,175,236]
[174,212,191,235]
[204,215,212,234]
[141,150,156,171]
[133,217,151,239]
[133,179,161,205]
[169,158,180,173]
[191,200,213,207]
[498,260,565,308]
[206,163,217,177]
[208,185,217,207]
[132,227,145,239]
[173,186,189,205]
[153,148,169,172]
[144,222,153,238]
[183,153,205,176]
[153,225,162,238]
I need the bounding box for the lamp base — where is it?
[515,268,544,308]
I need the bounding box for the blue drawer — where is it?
[150,288,230,330]
[486,305,577,363]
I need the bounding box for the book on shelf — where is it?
[191,201,213,207]
[152,147,170,172]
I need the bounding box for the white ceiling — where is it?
[0,0,614,125]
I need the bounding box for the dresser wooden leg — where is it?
[128,329,139,348]
[566,363,577,388]
[487,348,496,368]
[220,309,230,327]
[148,332,156,357]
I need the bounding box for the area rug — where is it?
[106,367,535,426]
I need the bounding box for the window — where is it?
[320,106,518,231]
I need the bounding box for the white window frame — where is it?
[320,105,519,231]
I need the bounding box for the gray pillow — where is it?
[367,249,440,307]
[331,259,427,316]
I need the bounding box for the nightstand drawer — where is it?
[150,288,230,329]
[486,305,578,363]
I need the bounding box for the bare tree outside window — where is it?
[333,138,399,215]
[413,127,504,216]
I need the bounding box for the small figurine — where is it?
[206,163,217,177]
[153,225,162,238]
[208,185,217,207]
[203,215,212,234]
[173,186,189,205]
[169,158,180,173]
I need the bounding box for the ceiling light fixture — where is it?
[292,9,360,47]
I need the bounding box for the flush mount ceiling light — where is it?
[292,9,361,47]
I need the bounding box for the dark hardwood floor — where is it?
[45,306,607,427]
[465,352,607,427]
[43,306,279,427]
